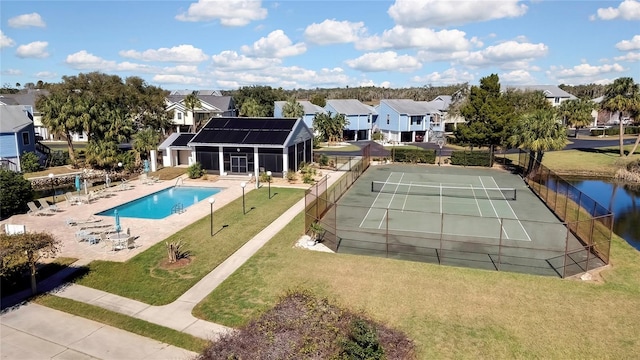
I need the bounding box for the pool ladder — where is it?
[171,203,185,214]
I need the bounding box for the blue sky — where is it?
[1,0,639,91]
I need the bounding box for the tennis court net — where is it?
[371,181,517,200]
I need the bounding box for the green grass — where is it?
[503,145,640,177]
[193,212,640,358]
[34,295,208,353]
[315,143,362,152]
[73,187,304,305]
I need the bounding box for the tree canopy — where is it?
[601,77,640,157]
[509,108,567,167]
[313,112,349,144]
[282,98,304,118]
[0,169,33,219]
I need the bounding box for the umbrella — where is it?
[75,175,81,195]
[84,179,88,195]
[114,209,121,235]
[143,159,150,174]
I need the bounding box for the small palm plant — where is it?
[308,222,324,245]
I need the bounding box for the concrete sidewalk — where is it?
[2,165,350,359]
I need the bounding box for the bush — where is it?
[187,162,205,179]
[590,126,640,136]
[0,169,33,219]
[286,169,298,182]
[20,151,41,173]
[259,171,271,183]
[341,319,385,360]
[372,131,384,141]
[392,148,436,164]
[49,150,69,166]
[450,150,492,166]
[319,154,329,167]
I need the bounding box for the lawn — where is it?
[73,187,304,305]
[193,212,640,358]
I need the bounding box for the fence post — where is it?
[562,226,570,278]
[385,208,389,258]
[439,212,445,265]
[497,218,504,271]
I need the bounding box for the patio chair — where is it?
[27,201,46,216]
[78,192,94,204]
[64,192,80,206]
[127,236,137,250]
[65,216,102,227]
[37,199,58,213]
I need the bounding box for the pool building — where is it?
[160,117,313,179]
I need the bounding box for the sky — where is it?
[1,0,639,91]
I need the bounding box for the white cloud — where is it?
[614,52,640,62]
[211,50,280,69]
[211,65,353,89]
[460,40,548,68]
[1,69,22,76]
[0,31,16,48]
[592,0,640,20]
[616,35,640,51]
[66,51,117,70]
[16,41,49,58]
[119,45,208,63]
[304,19,366,45]
[547,63,626,83]
[153,74,211,86]
[345,51,422,72]
[388,0,527,27]
[411,67,474,84]
[34,71,57,78]
[8,13,46,28]
[161,65,200,74]
[416,50,471,62]
[241,30,306,58]
[356,26,473,52]
[499,70,537,84]
[175,0,267,26]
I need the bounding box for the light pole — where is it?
[48,173,55,204]
[266,171,272,199]
[208,197,215,236]
[240,181,247,214]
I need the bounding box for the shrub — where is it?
[286,169,298,182]
[187,162,205,179]
[259,171,272,183]
[20,151,41,173]
[372,131,384,141]
[0,169,33,219]
[319,154,329,167]
[49,150,69,167]
[341,319,385,360]
[392,148,436,164]
[165,240,189,263]
[450,150,491,166]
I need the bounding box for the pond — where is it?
[567,179,640,251]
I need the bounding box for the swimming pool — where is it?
[97,186,222,219]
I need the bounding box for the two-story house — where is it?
[324,99,377,141]
[166,90,236,133]
[0,105,37,171]
[374,99,442,143]
[503,85,577,108]
[273,100,326,129]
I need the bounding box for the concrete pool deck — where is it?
[0,176,251,262]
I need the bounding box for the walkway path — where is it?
[2,165,351,359]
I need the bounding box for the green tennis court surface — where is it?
[326,164,604,277]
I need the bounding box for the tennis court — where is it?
[317,164,605,277]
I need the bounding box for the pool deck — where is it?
[1,176,269,262]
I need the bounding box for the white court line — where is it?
[401,181,412,211]
[488,176,532,241]
[378,173,405,229]
[469,185,484,217]
[359,172,393,228]
[439,183,442,214]
[479,176,510,239]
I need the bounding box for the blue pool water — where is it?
[97,186,222,219]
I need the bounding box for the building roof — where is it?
[0,90,48,111]
[166,94,234,112]
[380,99,440,115]
[429,95,452,111]
[326,99,376,115]
[503,85,577,99]
[170,90,222,96]
[274,100,325,115]
[190,117,298,146]
[159,132,196,149]
[0,106,33,133]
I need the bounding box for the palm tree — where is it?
[36,87,82,164]
[132,128,160,167]
[509,108,567,171]
[184,91,202,133]
[557,98,596,137]
[601,77,640,157]
[313,112,349,145]
[282,98,304,118]
[240,98,267,117]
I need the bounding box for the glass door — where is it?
[230,155,247,173]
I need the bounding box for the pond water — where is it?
[567,179,640,251]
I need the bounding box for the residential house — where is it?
[591,95,633,127]
[503,85,577,107]
[165,90,236,133]
[273,100,326,129]
[374,99,443,143]
[324,99,377,141]
[427,95,465,132]
[162,117,312,179]
[0,105,37,171]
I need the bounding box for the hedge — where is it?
[391,148,436,164]
[450,150,492,167]
[589,126,640,136]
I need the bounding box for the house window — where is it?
[386,114,390,125]
[177,112,183,120]
[554,97,560,104]
[410,116,422,125]
[22,132,30,145]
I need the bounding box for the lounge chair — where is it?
[78,192,94,204]
[37,199,58,213]
[65,216,102,227]
[27,201,46,216]
[64,192,80,206]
